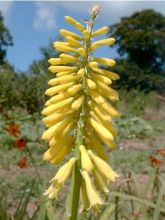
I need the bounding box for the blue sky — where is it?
[0,1,165,72]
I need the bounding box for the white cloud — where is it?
[34,2,56,31]
[0,1,13,18]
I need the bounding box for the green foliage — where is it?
[0,12,13,65]
[109,9,165,92]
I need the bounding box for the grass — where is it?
[0,90,165,219]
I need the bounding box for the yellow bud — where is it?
[90,72,112,85]
[79,145,93,172]
[45,92,71,105]
[50,143,73,164]
[91,38,115,50]
[92,58,116,67]
[71,95,84,110]
[45,82,75,96]
[42,97,74,116]
[87,136,108,161]
[77,47,86,57]
[77,68,85,75]
[88,62,98,68]
[92,26,109,37]
[66,36,82,48]
[86,78,97,90]
[67,84,83,95]
[48,58,63,65]
[48,74,82,86]
[100,101,120,118]
[48,66,77,74]
[97,81,119,101]
[56,71,75,77]
[88,150,119,183]
[60,29,82,40]
[65,16,85,32]
[42,117,73,142]
[93,169,109,193]
[83,30,90,40]
[89,117,114,142]
[43,137,73,161]
[92,67,120,81]
[54,43,77,53]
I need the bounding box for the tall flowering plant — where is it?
[42,6,120,219]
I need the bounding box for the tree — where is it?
[109,9,165,92]
[0,12,13,64]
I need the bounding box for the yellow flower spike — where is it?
[66,36,82,48]
[89,117,114,142]
[93,169,109,193]
[60,29,82,40]
[91,38,116,50]
[45,82,75,96]
[50,157,76,187]
[88,150,119,183]
[42,7,120,216]
[81,170,104,209]
[92,26,109,37]
[71,95,84,110]
[79,145,93,172]
[86,78,97,90]
[92,57,116,67]
[65,16,85,32]
[42,117,73,142]
[48,66,77,74]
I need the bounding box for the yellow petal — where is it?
[50,157,76,187]
[88,150,119,182]
[91,67,120,81]
[86,78,97,90]
[45,82,75,96]
[92,26,109,37]
[48,66,77,73]
[60,29,82,40]
[92,58,116,67]
[71,96,84,110]
[66,36,82,48]
[91,38,115,50]
[81,170,104,209]
[79,145,93,172]
[89,117,114,142]
[65,16,85,32]
[67,84,83,95]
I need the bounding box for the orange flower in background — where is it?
[14,138,26,149]
[156,149,165,157]
[6,123,21,137]
[150,156,163,166]
[18,157,27,169]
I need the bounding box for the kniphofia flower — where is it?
[18,157,27,168]
[42,6,119,216]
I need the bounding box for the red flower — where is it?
[14,138,26,149]
[156,149,165,157]
[150,156,163,166]
[6,123,21,137]
[18,157,27,168]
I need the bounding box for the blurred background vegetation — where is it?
[0,8,165,220]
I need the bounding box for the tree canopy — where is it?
[0,12,13,65]
[109,9,165,92]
